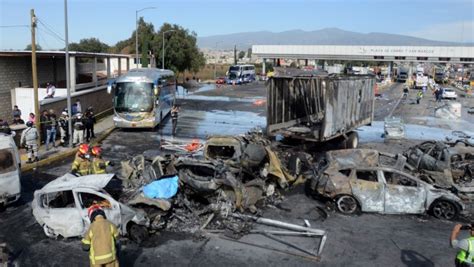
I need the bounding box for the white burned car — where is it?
[32,173,149,241]
[0,133,21,207]
[309,149,466,220]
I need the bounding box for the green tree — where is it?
[68,38,110,53]
[238,51,245,59]
[25,44,42,51]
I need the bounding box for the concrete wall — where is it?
[0,56,66,121]
[41,85,113,118]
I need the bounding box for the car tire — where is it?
[129,224,148,244]
[430,199,459,220]
[43,224,57,238]
[343,132,359,149]
[336,195,360,215]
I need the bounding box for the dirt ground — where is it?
[0,81,471,266]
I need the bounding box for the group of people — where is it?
[71,143,112,176]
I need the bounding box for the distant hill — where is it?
[198,28,469,49]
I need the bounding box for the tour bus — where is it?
[108,68,176,128]
[226,64,256,84]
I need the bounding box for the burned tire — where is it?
[336,195,360,215]
[430,199,459,220]
[344,132,359,149]
[129,224,148,244]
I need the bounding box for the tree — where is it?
[238,51,245,59]
[25,44,42,51]
[68,38,110,53]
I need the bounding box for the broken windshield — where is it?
[114,82,154,113]
[0,148,15,174]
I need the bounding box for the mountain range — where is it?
[197,28,470,49]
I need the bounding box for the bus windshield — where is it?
[229,66,241,72]
[114,82,154,113]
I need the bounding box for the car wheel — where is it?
[129,224,148,244]
[336,195,360,215]
[431,199,459,220]
[43,224,57,238]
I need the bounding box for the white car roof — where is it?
[39,173,115,192]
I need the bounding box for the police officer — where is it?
[81,205,120,267]
[20,121,39,163]
[91,146,112,174]
[58,111,69,147]
[71,143,91,176]
[451,223,474,267]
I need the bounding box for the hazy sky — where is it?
[1,0,473,50]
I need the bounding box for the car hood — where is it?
[39,173,115,192]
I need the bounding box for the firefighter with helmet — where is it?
[71,143,91,176]
[82,205,120,267]
[91,146,112,174]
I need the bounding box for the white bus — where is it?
[226,64,256,84]
[108,68,176,128]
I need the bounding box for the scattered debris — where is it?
[384,117,406,140]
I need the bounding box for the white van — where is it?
[0,133,21,207]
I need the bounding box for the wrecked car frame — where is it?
[309,149,465,220]
[32,173,150,240]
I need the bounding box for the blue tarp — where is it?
[142,175,179,199]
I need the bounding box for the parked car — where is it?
[216,77,226,84]
[442,88,458,99]
[0,133,21,208]
[309,149,465,220]
[32,173,150,241]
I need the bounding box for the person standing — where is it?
[12,105,21,120]
[58,111,69,147]
[28,113,35,125]
[71,143,91,176]
[84,107,96,142]
[39,110,49,144]
[81,205,120,267]
[76,99,82,114]
[451,223,474,267]
[20,121,39,163]
[72,113,85,146]
[45,109,58,150]
[91,146,112,174]
[171,104,179,136]
[416,91,423,104]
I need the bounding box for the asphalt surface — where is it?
[0,81,467,266]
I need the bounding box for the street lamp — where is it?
[162,30,175,69]
[135,7,156,69]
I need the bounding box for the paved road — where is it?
[0,82,464,266]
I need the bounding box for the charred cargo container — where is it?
[266,74,375,148]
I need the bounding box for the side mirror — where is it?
[107,81,116,94]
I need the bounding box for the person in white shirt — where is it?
[45,83,56,99]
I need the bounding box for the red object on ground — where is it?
[185,139,201,152]
[253,99,266,106]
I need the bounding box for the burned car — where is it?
[404,141,474,200]
[32,173,149,241]
[309,149,465,220]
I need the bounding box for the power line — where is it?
[36,18,65,42]
[0,25,29,28]
[38,27,65,44]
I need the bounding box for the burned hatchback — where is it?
[309,149,465,220]
[32,173,149,241]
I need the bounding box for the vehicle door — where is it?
[349,169,384,212]
[73,188,122,234]
[382,170,426,214]
[39,190,85,237]
[0,146,21,203]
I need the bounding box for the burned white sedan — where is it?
[32,173,149,241]
[309,149,465,220]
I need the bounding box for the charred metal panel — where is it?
[267,75,375,141]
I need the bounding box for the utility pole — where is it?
[64,0,73,147]
[30,9,40,145]
[234,45,237,65]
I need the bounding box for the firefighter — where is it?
[81,205,119,267]
[71,143,91,176]
[91,146,112,174]
[20,121,39,163]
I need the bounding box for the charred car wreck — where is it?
[309,149,465,220]
[404,140,474,200]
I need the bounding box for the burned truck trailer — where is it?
[266,74,375,148]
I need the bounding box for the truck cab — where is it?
[0,133,21,207]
